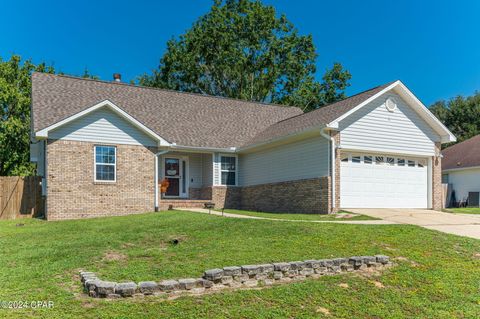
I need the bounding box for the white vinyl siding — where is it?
[445,168,480,203]
[202,153,213,186]
[339,92,440,156]
[49,108,157,146]
[239,136,329,186]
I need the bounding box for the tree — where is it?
[140,0,351,111]
[430,92,480,145]
[0,55,54,176]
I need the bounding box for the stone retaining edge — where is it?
[80,255,391,298]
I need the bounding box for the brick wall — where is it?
[240,178,329,214]
[331,131,341,212]
[432,142,442,211]
[211,186,241,209]
[46,139,155,220]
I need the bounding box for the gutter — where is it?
[320,127,336,212]
[168,144,237,153]
[154,150,170,211]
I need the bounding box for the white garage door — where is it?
[340,153,428,208]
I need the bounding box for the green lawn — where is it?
[218,209,378,221]
[446,207,480,214]
[0,211,479,318]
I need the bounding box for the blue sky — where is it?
[1,0,479,105]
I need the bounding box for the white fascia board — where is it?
[168,144,237,153]
[395,81,456,143]
[35,100,171,146]
[328,80,457,144]
[442,165,480,173]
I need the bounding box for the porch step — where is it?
[159,199,212,210]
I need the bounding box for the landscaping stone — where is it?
[273,262,290,271]
[178,278,197,290]
[289,261,305,270]
[375,255,390,264]
[349,256,364,267]
[95,281,116,296]
[332,258,348,266]
[220,276,233,285]
[197,278,214,288]
[242,265,262,275]
[259,264,274,274]
[115,282,137,297]
[223,266,242,276]
[362,256,376,265]
[203,268,224,281]
[138,281,157,295]
[159,280,179,292]
[304,260,321,269]
[80,255,392,299]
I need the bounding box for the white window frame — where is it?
[94,145,117,182]
[220,154,238,186]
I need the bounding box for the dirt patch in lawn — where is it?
[103,250,127,262]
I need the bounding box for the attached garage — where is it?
[340,153,428,208]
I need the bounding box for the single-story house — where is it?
[442,135,480,207]
[30,73,456,220]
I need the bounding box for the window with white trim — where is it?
[94,146,116,182]
[220,155,236,185]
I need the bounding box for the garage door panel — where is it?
[340,153,428,208]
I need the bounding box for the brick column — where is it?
[432,142,442,211]
[330,131,341,213]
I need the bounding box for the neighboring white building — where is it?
[442,135,480,206]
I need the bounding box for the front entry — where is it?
[164,157,188,198]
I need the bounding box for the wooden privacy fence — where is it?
[0,176,44,220]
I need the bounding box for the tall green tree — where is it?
[0,55,54,176]
[140,0,351,111]
[430,92,480,145]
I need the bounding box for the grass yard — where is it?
[0,211,479,318]
[218,209,378,221]
[446,207,480,214]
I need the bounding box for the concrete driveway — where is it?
[349,208,480,239]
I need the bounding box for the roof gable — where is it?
[35,100,169,146]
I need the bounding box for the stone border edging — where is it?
[80,255,391,298]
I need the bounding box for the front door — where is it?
[164,157,188,197]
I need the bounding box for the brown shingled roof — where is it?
[442,135,480,170]
[31,73,303,148]
[244,81,396,146]
[31,72,398,149]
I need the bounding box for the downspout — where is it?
[155,150,170,211]
[320,128,336,212]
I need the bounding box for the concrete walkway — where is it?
[348,208,480,239]
[176,208,398,225]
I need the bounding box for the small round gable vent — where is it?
[385,97,397,112]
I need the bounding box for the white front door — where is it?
[163,157,188,198]
[340,153,428,208]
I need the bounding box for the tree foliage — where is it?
[0,55,55,176]
[430,92,480,145]
[140,0,351,111]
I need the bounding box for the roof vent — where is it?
[385,97,397,112]
[113,73,121,82]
